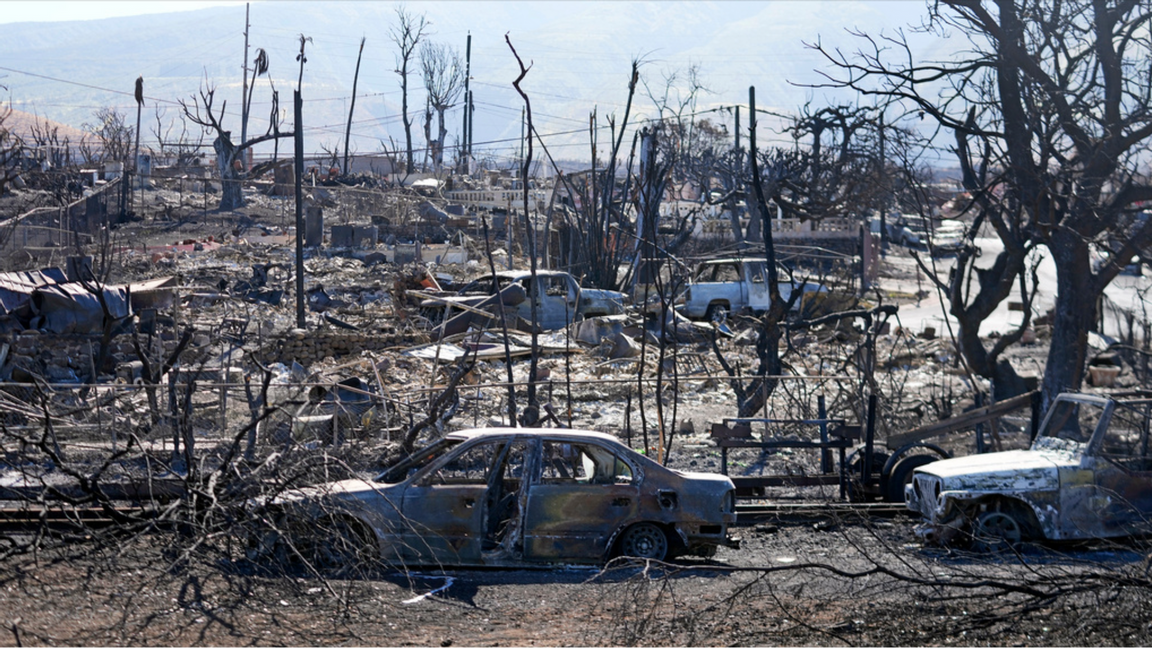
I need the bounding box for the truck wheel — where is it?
[706,303,729,322]
[884,454,938,503]
[971,510,1023,552]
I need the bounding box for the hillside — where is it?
[3,106,90,143]
[0,1,944,166]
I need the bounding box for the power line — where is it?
[0,65,182,106]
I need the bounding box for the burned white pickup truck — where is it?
[419,270,626,334]
[680,258,825,321]
[906,392,1152,549]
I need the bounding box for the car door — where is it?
[516,276,566,330]
[1090,402,1152,538]
[399,439,501,563]
[744,261,774,311]
[522,439,640,561]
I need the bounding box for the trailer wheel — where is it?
[884,454,939,503]
[845,450,889,502]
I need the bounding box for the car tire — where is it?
[884,454,938,503]
[617,523,670,561]
[971,510,1023,553]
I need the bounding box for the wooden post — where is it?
[975,391,986,454]
[818,395,831,474]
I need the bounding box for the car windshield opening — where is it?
[1039,400,1105,444]
[375,439,464,483]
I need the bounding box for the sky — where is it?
[0,0,246,24]
[0,0,950,166]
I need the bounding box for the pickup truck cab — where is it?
[907,392,1152,549]
[680,258,825,321]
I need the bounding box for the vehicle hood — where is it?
[916,449,1069,492]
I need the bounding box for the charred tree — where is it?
[181,81,291,211]
[420,41,464,170]
[390,6,428,176]
[813,0,1152,406]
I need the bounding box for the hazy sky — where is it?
[0,0,946,164]
[0,1,245,24]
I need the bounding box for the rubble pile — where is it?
[0,165,1073,506]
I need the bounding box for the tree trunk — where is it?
[402,73,414,174]
[214,135,244,211]
[435,107,448,169]
[1041,233,1097,410]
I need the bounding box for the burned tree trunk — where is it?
[213,135,243,212]
[736,86,788,418]
[1041,229,1099,406]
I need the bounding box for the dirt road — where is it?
[2,513,1149,646]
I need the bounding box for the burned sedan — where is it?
[249,428,738,568]
[906,393,1152,549]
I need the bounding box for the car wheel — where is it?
[884,454,938,503]
[971,510,1023,552]
[617,523,670,561]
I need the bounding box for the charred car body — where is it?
[249,428,738,567]
[907,393,1152,548]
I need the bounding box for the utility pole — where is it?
[294,91,305,329]
[461,32,471,174]
[240,3,250,149]
[294,35,309,329]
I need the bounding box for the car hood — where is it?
[916,449,1070,492]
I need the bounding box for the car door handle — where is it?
[464,498,475,507]
[611,497,631,507]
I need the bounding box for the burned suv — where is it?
[906,393,1152,549]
